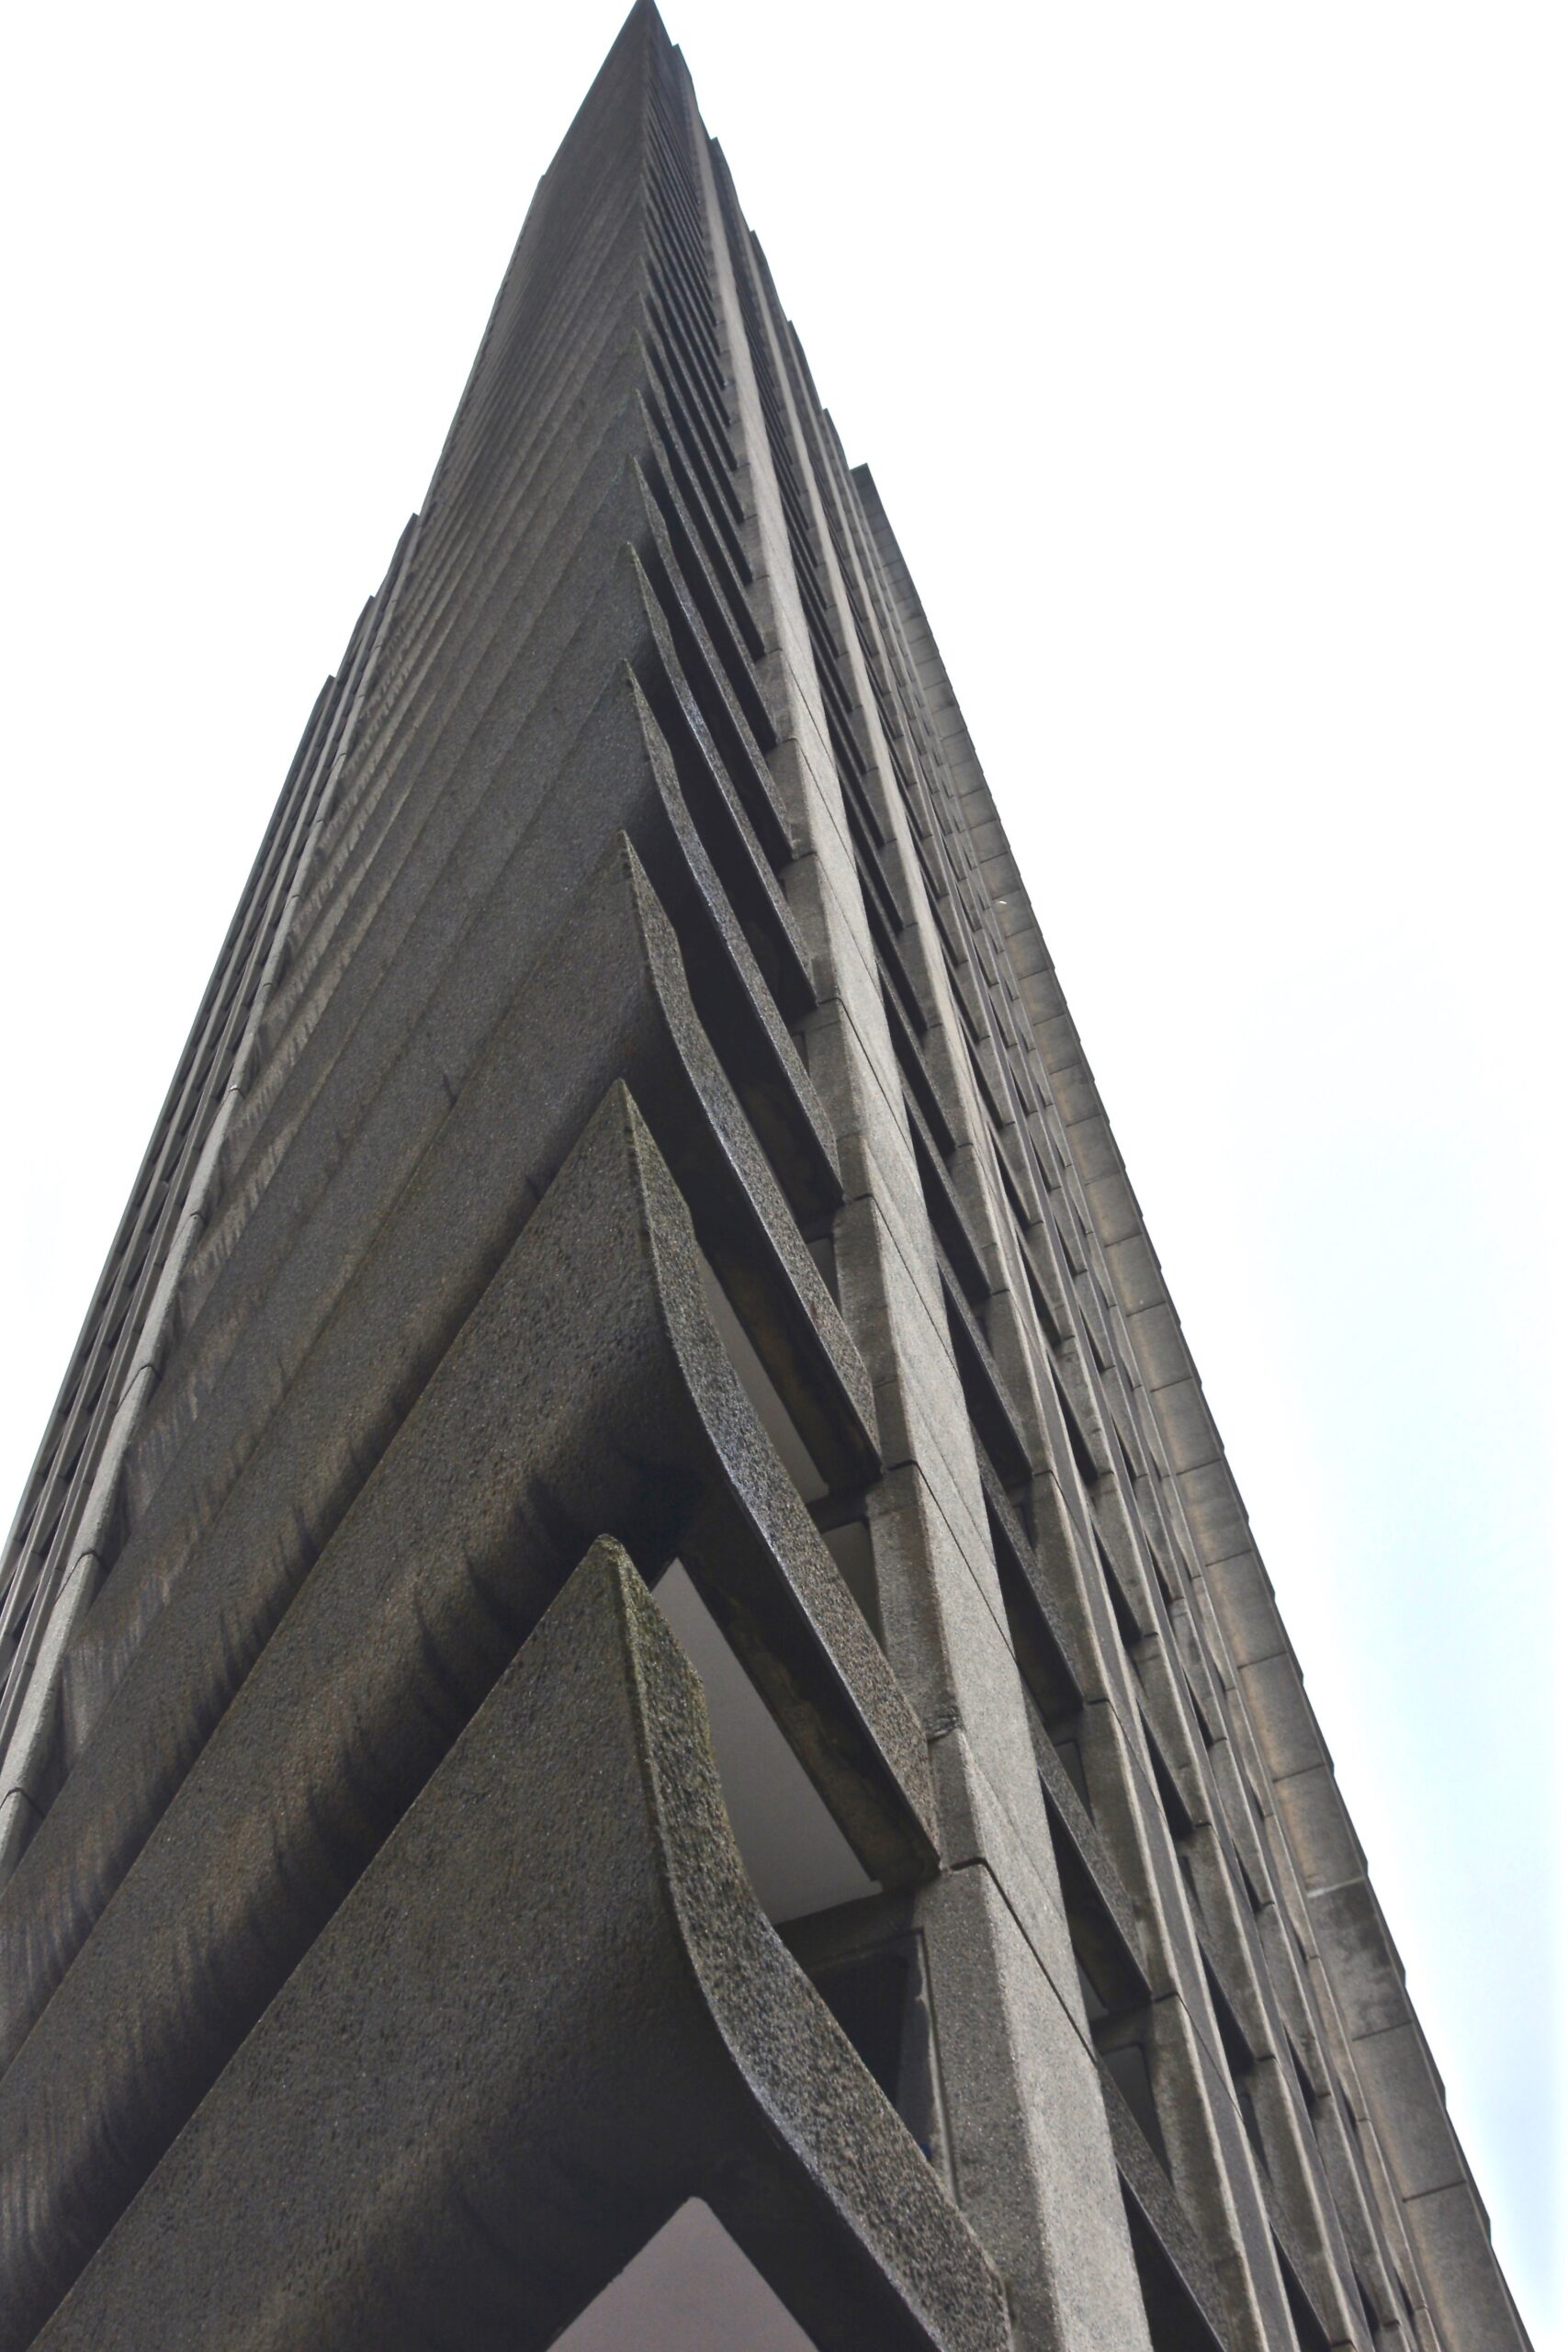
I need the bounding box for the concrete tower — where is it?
[0,10,1528,2347]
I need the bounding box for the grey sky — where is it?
[2,2,1562,2338]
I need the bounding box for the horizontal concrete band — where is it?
[0,1087,935,2345]
[1,818,871,2060]
[71,599,829,1714]
[3,6,1524,2348]
[128,447,807,1523]
[0,0,740,1742]
[35,1541,1005,2352]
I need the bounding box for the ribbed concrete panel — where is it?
[0,7,1525,2348]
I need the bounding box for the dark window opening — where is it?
[881,975,953,1157]
[1121,2188,1226,2352]
[987,1498,1079,1735]
[1049,1819,1146,2025]
[1052,1733,1093,1815]
[942,1286,1032,1505]
[812,1949,907,2110]
[818,1515,879,1644]
[1278,2239,1334,2352]
[805,1229,839,1306]
[1097,1534,1146,1651]
[1202,1952,1269,2175]
[1145,1721,1196,1843]
[1288,2040,1319,2119]
[908,1109,988,1312]
[787,1928,943,2168]
[1044,1798,1168,2181]
[1103,2041,1168,2171]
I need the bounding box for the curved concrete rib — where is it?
[106,546,831,1681]
[0,1085,935,2346]
[34,1542,1006,2352]
[126,478,820,1544]
[65,714,857,1753]
[2,692,862,2046]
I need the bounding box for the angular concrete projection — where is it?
[0,5,1529,2347]
[33,1544,1008,2352]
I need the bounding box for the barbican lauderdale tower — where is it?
[0,10,1529,2348]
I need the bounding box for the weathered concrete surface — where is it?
[0,1091,933,2346]
[0,6,1526,2347]
[35,1542,1007,2352]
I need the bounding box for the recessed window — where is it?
[655,1562,876,1924]
[699,1252,829,1505]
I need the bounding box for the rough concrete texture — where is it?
[0,5,1525,2347]
[36,1543,1009,2352]
[0,1090,937,2346]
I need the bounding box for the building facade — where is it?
[0,9,1528,2346]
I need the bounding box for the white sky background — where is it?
[2,0,1562,2336]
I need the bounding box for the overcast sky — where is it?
[2,1,1562,2338]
